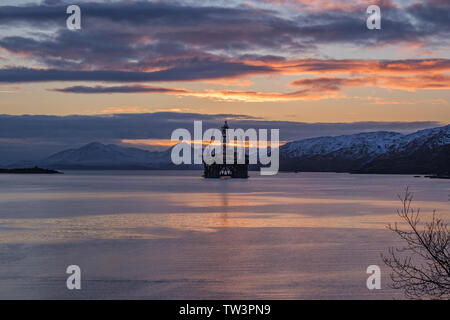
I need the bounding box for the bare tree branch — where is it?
[383,187,450,299]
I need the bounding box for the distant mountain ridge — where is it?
[280,124,450,174]
[40,142,171,169]
[7,142,172,170]
[4,125,449,174]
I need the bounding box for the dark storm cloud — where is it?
[0,61,273,83]
[0,2,308,71]
[406,1,450,33]
[0,1,448,84]
[0,1,277,27]
[295,11,420,45]
[51,85,187,94]
[0,1,446,44]
[0,3,64,25]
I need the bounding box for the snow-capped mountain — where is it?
[280,125,450,174]
[391,125,450,153]
[281,131,404,159]
[38,142,173,169]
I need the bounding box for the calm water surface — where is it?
[0,171,448,299]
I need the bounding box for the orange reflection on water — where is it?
[0,210,408,244]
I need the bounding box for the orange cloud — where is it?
[244,58,450,76]
[291,74,450,92]
[55,71,450,103]
[52,57,450,103]
[180,88,342,102]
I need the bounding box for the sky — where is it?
[0,0,449,162]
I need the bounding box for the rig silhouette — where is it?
[203,121,249,179]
